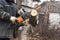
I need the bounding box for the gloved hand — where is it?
[10,16,17,23]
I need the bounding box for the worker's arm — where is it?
[0,4,17,22]
[0,4,31,23]
[0,4,10,20]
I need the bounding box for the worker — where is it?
[0,0,38,40]
[0,0,20,40]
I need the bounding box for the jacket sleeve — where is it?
[0,4,11,21]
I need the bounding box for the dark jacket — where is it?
[0,0,18,38]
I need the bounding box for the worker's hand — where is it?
[10,16,17,23]
[31,9,38,16]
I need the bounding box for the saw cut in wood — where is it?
[31,9,38,16]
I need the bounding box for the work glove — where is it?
[10,16,17,23]
[10,16,24,24]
